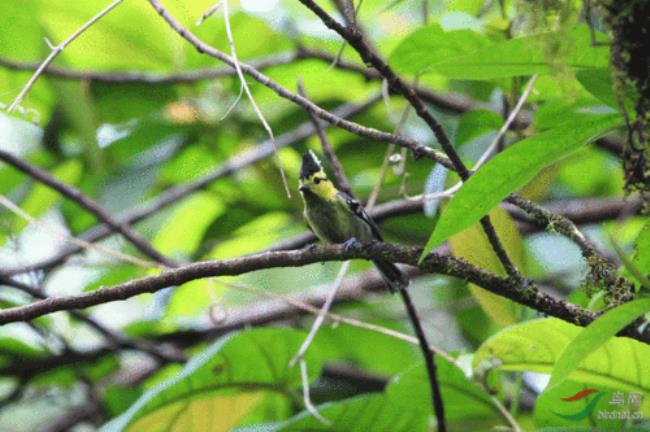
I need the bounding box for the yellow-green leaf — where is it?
[473,318,650,394]
[153,192,224,258]
[449,207,523,325]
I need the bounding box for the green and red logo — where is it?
[554,388,605,420]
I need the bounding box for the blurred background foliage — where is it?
[0,0,647,431]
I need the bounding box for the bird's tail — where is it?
[372,260,410,293]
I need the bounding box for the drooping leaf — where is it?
[473,318,650,394]
[102,328,322,432]
[448,208,523,326]
[420,113,622,259]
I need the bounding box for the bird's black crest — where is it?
[299,150,323,179]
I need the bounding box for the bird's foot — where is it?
[342,237,359,252]
[304,243,319,252]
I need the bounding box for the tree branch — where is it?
[146,0,452,168]
[1,96,379,276]
[0,275,185,363]
[297,0,519,285]
[0,149,176,268]
[399,287,446,429]
[1,242,648,342]
[267,196,642,251]
[0,47,623,157]
[506,194,636,304]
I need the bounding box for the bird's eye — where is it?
[314,178,322,184]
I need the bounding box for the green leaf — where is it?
[420,113,621,259]
[455,109,503,147]
[576,68,638,111]
[630,220,650,291]
[534,380,627,429]
[386,359,500,421]
[152,192,224,258]
[473,318,650,394]
[428,26,609,80]
[273,394,427,431]
[389,24,488,75]
[548,299,650,389]
[102,328,322,432]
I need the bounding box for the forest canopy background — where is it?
[0,0,648,431]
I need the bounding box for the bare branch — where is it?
[0,149,176,268]
[1,97,379,276]
[297,0,519,285]
[2,242,646,353]
[146,0,452,168]
[0,51,298,84]
[0,195,157,270]
[399,287,446,430]
[0,275,184,363]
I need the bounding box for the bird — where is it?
[298,150,409,293]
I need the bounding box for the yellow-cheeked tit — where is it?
[298,150,409,293]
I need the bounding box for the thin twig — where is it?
[328,0,364,70]
[0,275,185,363]
[0,149,176,267]
[219,83,244,121]
[368,95,412,208]
[221,0,291,197]
[488,393,522,432]
[400,75,536,204]
[400,288,446,431]
[289,261,351,367]
[0,195,158,270]
[1,96,381,276]
[300,359,331,425]
[146,0,453,168]
[473,75,537,169]
[6,0,124,112]
[196,0,223,26]
[216,278,456,363]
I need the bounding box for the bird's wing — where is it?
[337,192,384,241]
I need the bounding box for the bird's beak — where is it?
[298,184,309,192]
